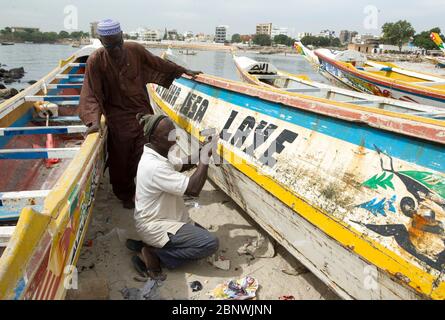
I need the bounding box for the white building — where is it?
[215,25,228,43]
[297,32,312,40]
[271,26,289,38]
[141,29,162,42]
[318,29,336,38]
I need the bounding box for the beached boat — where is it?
[294,41,445,108]
[179,49,197,56]
[0,41,107,300]
[233,55,445,119]
[147,53,445,300]
[430,32,445,68]
[1,42,15,46]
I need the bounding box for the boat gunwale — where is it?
[189,72,445,145]
[232,55,445,117]
[314,50,445,100]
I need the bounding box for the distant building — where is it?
[318,29,336,38]
[352,34,378,44]
[256,23,273,36]
[339,30,358,44]
[10,27,40,33]
[167,29,180,40]
[184,31,194,39]
[90,22,99,39]
[348,43,378,54]
[271,26,288,38]
[215,25,228,43]
[141,29,162,42]
[297,32,312,40]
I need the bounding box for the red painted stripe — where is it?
[315,51,445,100]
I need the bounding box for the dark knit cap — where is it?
[136,113,167,139]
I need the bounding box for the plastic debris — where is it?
[279,295,295,300]
[210,276,258,300]
[190,281,203,292]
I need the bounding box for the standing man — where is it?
[79,19,201,209]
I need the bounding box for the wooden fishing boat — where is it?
[0,42,107,299]
[233,55,445,120]
[1,42,15,46]
[294,41,445,108]
[147,53,445,300]
[429,32,445,69]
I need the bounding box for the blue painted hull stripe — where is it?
[0,110,33,149]
[176,77,444,172]
[0,152,50,160]
[3,128,69,136]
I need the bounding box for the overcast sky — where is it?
[0,0,443,36]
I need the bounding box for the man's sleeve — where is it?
[151,163,189,196]
[79,55,103,127]
[138,45,187,88]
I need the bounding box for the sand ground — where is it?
[67,173,338,300]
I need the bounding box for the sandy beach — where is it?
[67,172,338,300]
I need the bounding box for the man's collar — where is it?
[144,144,168,162]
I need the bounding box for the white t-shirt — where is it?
[134,145,190,248]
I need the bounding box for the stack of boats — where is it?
[0,39,444,300]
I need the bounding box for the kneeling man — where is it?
[129,113,219,276]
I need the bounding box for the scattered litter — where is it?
[190,281,203,292]
[279,295,295,300]
[210,276,258,300]
[208,254,231,270]
[85,240,93,247]
[120,279,163,300]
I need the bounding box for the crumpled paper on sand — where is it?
[210,276,259,300]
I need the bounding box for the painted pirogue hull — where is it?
[147,75,445,300]
[314,51,445,108]
[0,44,106,300]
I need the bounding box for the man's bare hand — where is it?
[184,70,202,79]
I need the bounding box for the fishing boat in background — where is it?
[148,52,445,300]
[0,41,107,300]
[178,49,197,55]
[430,32,445,68]
[294,41,445,108]
[233,55,444,119]
[1,42,15,46]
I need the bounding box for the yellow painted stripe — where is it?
[150,86,444,299]
[0,208,51,299]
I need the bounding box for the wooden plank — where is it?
[55,74,84,80]
[0,148,80,160]
[0,190,50,207]
[47,84,82,89]
[33,116,81,123]
[0,125,86,136]
[25,95,80,102]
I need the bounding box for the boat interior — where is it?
[0,56,88,256]
[241,58,445,120]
